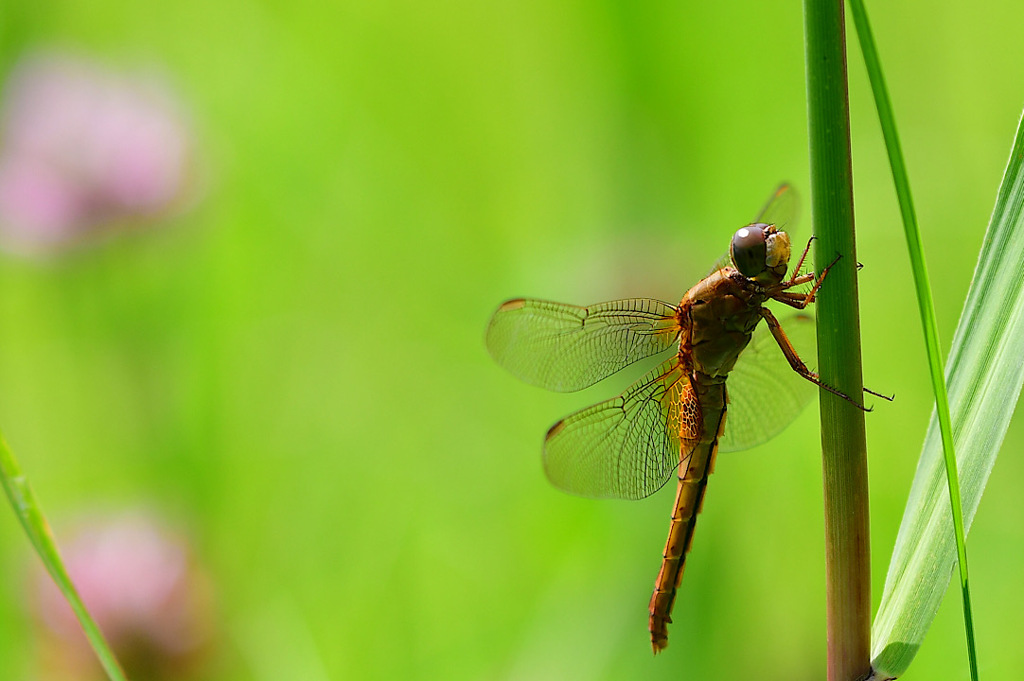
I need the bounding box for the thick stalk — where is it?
[804,1,872,680]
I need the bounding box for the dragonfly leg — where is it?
[783,272,817,287]
[784,235,816,285]
[772,253,841,309]
[759,307,871,411]
[772,290,817,309]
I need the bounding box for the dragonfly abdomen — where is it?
[649,375,727,653]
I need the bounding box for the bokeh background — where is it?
[0,1,1022,679]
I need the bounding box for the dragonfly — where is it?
[485,185,881,653]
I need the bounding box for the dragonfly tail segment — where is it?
[649,377,727,653]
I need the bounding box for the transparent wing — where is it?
[719,313,817,452]
[754,183,799,231]
[543,358,687,500]
[708,184,801,274]
[707,251,733,276]
[486,298,679,393]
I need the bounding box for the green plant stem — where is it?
[0,432,127,681]
[804,1,871,679]
[846,2,978,679]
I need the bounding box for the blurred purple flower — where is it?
[31,511,215,681]
[0,52,195,254]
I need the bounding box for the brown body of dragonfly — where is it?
[486,186,859,653]
[649,261,798,651]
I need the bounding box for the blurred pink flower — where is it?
[30,511,215,681]
[0,52,195,254]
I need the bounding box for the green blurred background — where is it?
[1,1,1022,679]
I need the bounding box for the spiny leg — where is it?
[772,290,818,310]
[784,235,816,286]
[759,307,872,412]
[773,253,841,309]
[769,256,895,402]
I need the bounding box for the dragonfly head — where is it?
[730,223,792,284]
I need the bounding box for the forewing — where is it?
[486,298,679,392]
[755,183,799,231]
[709,184,801,275]
[543,358,687,499]
[707,251,732,276]
[719,313,817,452]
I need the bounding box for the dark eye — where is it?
[730,223,767,277]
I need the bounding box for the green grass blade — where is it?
[868,110,1024,679]
[846,2,978,679]
[0,431,128,681]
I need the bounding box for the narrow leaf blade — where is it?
[0,432,127,681]
[871,110,1024,678]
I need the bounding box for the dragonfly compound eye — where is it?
[730,224,768,277]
